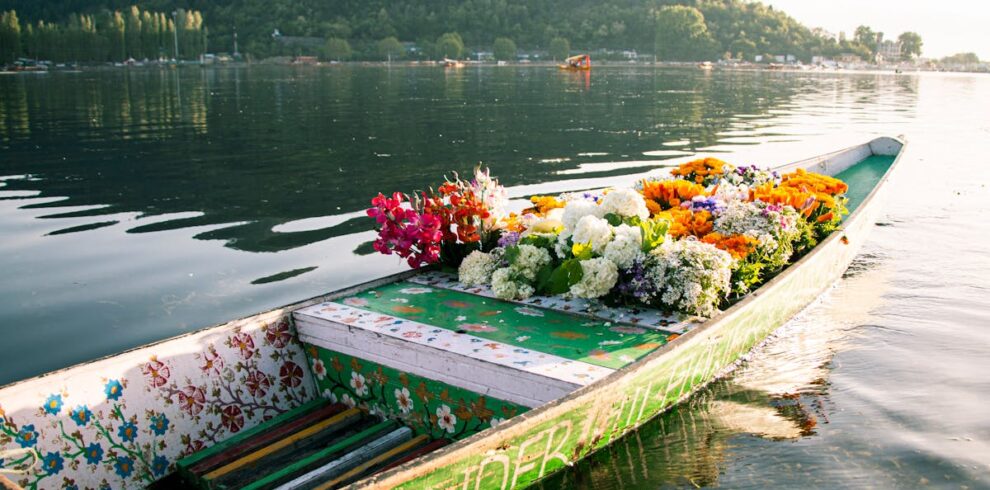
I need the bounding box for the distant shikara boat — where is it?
[0,137,905,490]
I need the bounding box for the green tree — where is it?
[1,10,22,63]
[729,36,757,61]
[654,6,716,61]
[376,36,403,61]
[853,25,877,54]
[125,6,141,59]
[324,37,352,61]
[435,32,464,59]
[493,37,516,61]
[549,36,569,61]
[942,52,979,65]
[898,31,922,59]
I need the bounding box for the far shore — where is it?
[3,58,986,75]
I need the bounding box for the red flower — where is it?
[200,347,224,375]
[142,359,171,388]
[265,319,292,349]
[279,362,303,388]
[230,333,255,359]
[177,385,206,416]
[221,405,244,433]
[184,439,205,457]
[244,371,272,398]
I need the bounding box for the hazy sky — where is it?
[764,0,990,59]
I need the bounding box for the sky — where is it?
[764,0,990,60]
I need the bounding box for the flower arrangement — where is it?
[367,158,850,318]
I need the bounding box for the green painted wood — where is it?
[187,402,348,476]
[239,420,399,490]
[834,154,895,213]
[205,410,368,489]
[307,347,528,441]
[338,283,670,369]
[177,398,328,472]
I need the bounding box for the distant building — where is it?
[836,53,863,64]
[272,29,324,50]
[876,40,902,63]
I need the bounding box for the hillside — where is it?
[0,0,875,62]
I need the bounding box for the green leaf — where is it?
[547,259,584,295]
[504,245,520,266]
[534,263,555,293]
[571,241,594,260]
[639,218,670,252]
[603,213,622,226]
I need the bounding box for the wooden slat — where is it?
[188,402,347,475]
[204,408,362,481]
[274,428,416,490]
[311,434,431,490]
[240,420,399,490]
[376,438,450,473]
[178,398,328,472]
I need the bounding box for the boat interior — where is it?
[0,140,899,490]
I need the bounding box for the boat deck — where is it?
[294,276,677,407]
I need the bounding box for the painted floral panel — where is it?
[305,345,527,441]
[0,315,313,490]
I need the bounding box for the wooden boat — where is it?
[558,54,591,71]
[0,137,904,490]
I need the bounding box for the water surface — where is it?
[2,66,988,487]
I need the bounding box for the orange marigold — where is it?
[780,168,848,196]
[671,157,734,185]
[640,179,707,212]
[656,208,714,238]
[701,232,758,260]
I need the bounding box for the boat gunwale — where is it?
[351,135,907,488]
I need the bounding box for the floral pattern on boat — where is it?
[0,316,313,490]
[304,346,527,441]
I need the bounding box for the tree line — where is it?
[1,6,206,64]
[0,0,926,64]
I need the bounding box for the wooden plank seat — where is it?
[293,279,674,408]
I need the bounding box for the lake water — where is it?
[2,66,988,487]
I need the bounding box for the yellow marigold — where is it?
[640,179,707,212]
[701,232,758,260]
[522,195,565,216]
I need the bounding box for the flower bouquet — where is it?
[367,159,849,318]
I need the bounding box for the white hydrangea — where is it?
[458,250,498,286]
[647,239,732,317]
[561,199,604,233]
[491,267,535,300]
[600,188,649,220]
[714,201,800,269]
[569,258,619,299]
[511,244,552,281]
[603,224,643,269]
[571,215,613,254]
[712,182,750,203]
[554,233,572,260]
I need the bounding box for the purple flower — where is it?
[497,231,520,248]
